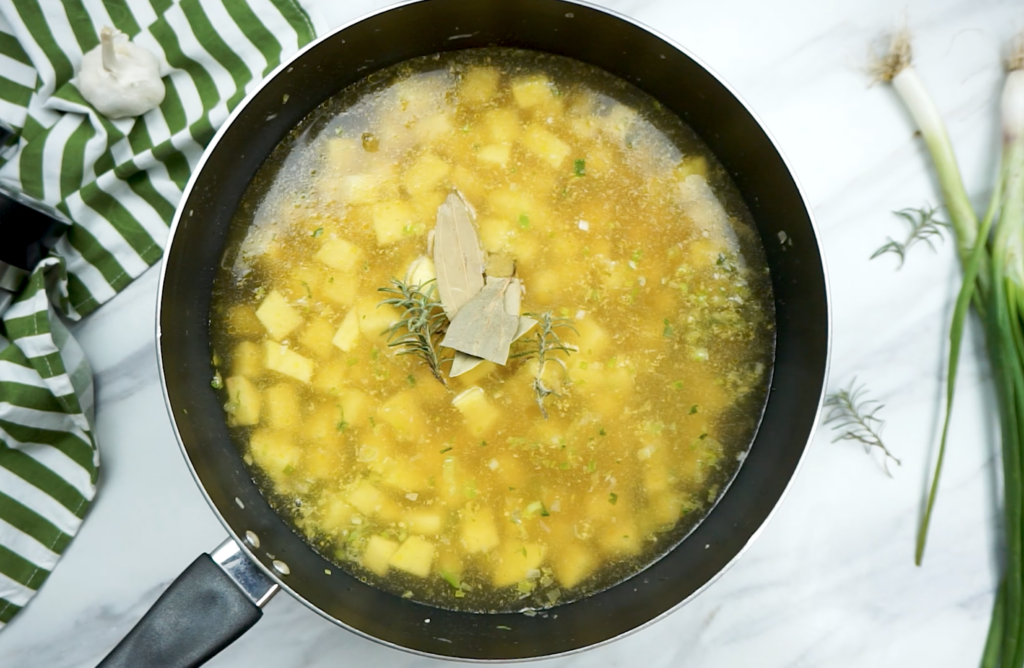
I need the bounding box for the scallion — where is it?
[875,28,1024,668]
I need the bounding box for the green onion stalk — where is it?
[876,28,1024,668]
[990,41,1024,668]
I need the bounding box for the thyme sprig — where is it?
[510,311,577,419]
[824,379,901,476]
[871,205,951,267]
[378,279,451,388]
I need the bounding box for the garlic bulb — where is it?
[77,27,165,119]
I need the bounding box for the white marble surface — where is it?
[1,0,1020,665]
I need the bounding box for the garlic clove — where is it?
[77,26,165,120]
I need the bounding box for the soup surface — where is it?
[209,49,774,612]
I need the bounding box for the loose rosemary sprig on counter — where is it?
[510,311,577,419]
[871,205,951,267]
[824,379,901,476]
[378,278,451,388]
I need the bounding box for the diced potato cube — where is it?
[264,341,313,383]
[332,309,360,352]
[460,506,500,554]
[648,492,687,526]
[339,388,374,427]
[490,455,527,489]
[224,375,260,426]
[527,269,562,306]
[573,318,610,357]
[552,543,596,589]
[643,460,672,494]
[315,238,365,273]
[518,358,564,396]
[597,516,642,556]
[451,165,486,202]
[377,391,427,441]
[390,536,435,577]
[686,237,725,268]
[348,480,385,516]
[319,274,359,307]
[407,510,443,536]
[357,299,401,342]
[248,429,300,479]
[362,535,400,577]
[318,496,354,533]
[227,305,264,338]
[477,216,516,253]
[599,103,638,142]
[371,201,421,246]
[460,66,500,105]
[300,318,337,359]
[485,253,516,278]
[436,548,464,580]
[676,435,724,485]
[492,541,547,587]
[476,144,511,167]
[676,155,708,180]
[409,191,448,226]
[382,461,429,493]
[600,261,634,290]
[263,382,301,431]
[483,108,522,144]
[511,74,553,108]
[280,265,321,304]
[302,403,342,446]
[568,116,599,140]
[255,290,303,341]
[336,173,386,206]
[452,387,499,435]
[231,341,263,377]
[406,255,437,289]
[507,231,540,262]
[305,445,346,481]
[414,113,453,142]
[312,359,347,395]
[585,367,635,415]
[402,152,451,195]
[521,125,571,168]
[324,137,362,175]
[486,189,549,228]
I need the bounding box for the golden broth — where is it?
[209,49,774,612]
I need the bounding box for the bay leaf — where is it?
[501,278,538,338]
[450,351,486,377]
[433,191,485,318]
[448,278,536,376]
[441,278,520,365]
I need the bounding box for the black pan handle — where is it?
[97,539,279,668]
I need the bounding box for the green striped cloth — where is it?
[0,0,323,629]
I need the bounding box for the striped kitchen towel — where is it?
[0,0,324,629]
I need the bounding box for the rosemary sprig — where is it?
[378,279,451,388]
[871,205,951,267]
[510,311,577,419]
[823,379,901,476]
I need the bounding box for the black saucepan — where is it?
[97,0,830,666]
